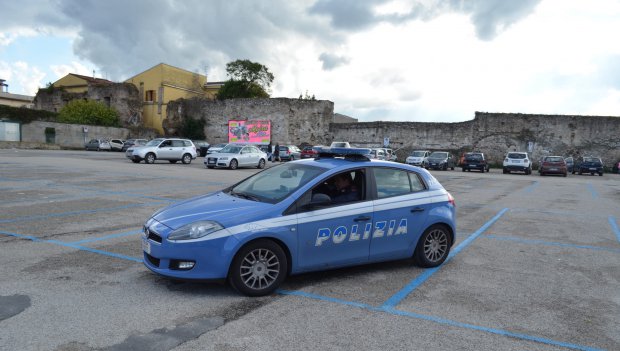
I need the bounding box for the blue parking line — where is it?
[587,183,598,199]
[485,235,620,253]
[381,208,509,309]
[0,230,142,263]
[70,229,143,244]
[522,181,539,193]
[609,216,620,244]
[279,290,603,351]
[0,202,165,224]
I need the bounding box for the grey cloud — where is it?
[319,53,350,70]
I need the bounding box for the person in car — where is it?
[331,173,359,203]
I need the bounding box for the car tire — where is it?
[290,155,295,161]
[229,159,238,170]
[461,167,465,172]
[413,224,452,268]
[451,166,454,170]
[563,173,567,177]
[182,153,192,164]
[257,159,266,169]
[540,172,545,176]
[169,160,177,164]
[131,159,140,163]
[207,166,215,169]
[228,239,288,297]
[599,172,603,176]
[145,153,156,164]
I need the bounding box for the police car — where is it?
[142,148,456,296]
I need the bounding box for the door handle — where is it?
[411,207,425,213]
[354,216,371,222]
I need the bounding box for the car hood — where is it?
[151,192,274,230]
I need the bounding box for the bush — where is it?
[58,100,120,127]
[179,117,206,140]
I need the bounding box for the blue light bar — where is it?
[316,147,372,160]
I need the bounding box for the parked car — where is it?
[369,148,387,160]
[278,145,302,161]
[207,143,228,155]
[383,148,397,162]
[204,144,267,170]
[564,156,574,173]
[426,151,456,170]
[193,140,211,157]
[121,139,148,152]
[85,139,111,151]
[503,152,532,175]
[141,147,456,296]
[539,156,567,177]
[461,152,489,172]
[406,150,431,167]
[301,145,321,159]
[109,139,125,152]
[125,138,197,164]
[573,156,604,176]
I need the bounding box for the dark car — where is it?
[564,156,574,173]
[427,151,456,170]
[461,152,489,172]
[539,156,567,177]
[278,145,302,161]
[573,156,603,176]
[121,139,148,152]
[193,140,211,157]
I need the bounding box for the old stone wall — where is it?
[165,98,335,146]
[331,112,620,168]
[20,121,130,149]
[34,83,143,127]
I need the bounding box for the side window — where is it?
[183,140,192,147]
[160,140,171,147]
[297,169,365,211]
[408,172,427,192]
[374,168,412,199]
[171,140,183,147]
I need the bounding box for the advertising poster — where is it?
[228,120,271,144]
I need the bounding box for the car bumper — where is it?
[540,167,567,175]
[503,165,529,172]
[463,164,485,170]
[427,163,446,169]
[204,158,230,168]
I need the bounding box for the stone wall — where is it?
[165,98,335,145]
[330,112,620,168]
[20,121,130,149]
[34,83,143,127]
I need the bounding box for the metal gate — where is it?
[0,121,20,141]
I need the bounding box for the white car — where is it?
[503,152,532,174]
[207,143,228,154]
[126,138,197,164]
[406,150,431,167]
[330,141,351,148]
[109,139,125,152]
[204,144,268,170]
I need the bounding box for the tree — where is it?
[58,100,120,127]
[217,59,274,100]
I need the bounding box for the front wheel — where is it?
[145,153,156,164]
[229,159,238,170]
[131,159,140,164]
[181,153,192,164]
[169,160,177,164]
[228,239,288,296]
[413,225,452,268]
[257,159,266,169]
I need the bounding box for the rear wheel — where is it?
[145,153,156,164]
[181,153,192,164]
[207,166,215,169]
[229,159,238,170]
[169,160,177,164]
[413,225,452,268]
[228,239,288,296]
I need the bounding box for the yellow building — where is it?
[51,74,113,93]
[125,63,223,134]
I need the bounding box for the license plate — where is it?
[142,239,151,254]
[208,159,216,164]
[589,168,596,171]
[550,168,558,171]
[512,160,520,163]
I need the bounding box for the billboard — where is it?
[228,120,271,144]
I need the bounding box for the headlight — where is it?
[168,221,224,241]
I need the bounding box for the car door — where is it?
[239,146,253,167]
[294,169,372,271]
[369,167,430,261]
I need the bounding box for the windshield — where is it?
[220,145,242,154]
[429,152,447,158]
[411,151,426,157]
[146,139,164,147]
[229,163,326,204]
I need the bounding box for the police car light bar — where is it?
[316,147,372,160]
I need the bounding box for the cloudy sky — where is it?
[1,0,619,122]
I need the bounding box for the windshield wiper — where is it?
[230,190,260,202]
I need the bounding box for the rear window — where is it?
[545,157,563,162]
[507,153,527,159]
[466,153,483,160]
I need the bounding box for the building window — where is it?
[145,90,156,102]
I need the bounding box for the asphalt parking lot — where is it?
[1,149,619,351]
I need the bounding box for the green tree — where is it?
[58,100,120,127]
[217,59,274,100]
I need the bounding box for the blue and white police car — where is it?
[142,148,456,296]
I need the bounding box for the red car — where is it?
[301,145,322,159]
[539,156,567,177]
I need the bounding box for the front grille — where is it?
[145,253,160,267]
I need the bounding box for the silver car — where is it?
[125,138,197,164]
[204,144,267,170]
